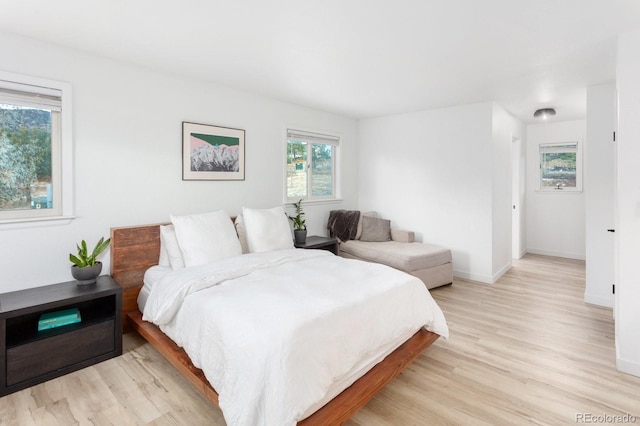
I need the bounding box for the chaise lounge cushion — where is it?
[340,240,452,272]
[359,216,391,242]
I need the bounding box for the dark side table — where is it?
[0,275,122,396]
[294,235,338,255]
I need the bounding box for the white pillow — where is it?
[242,206,294,253]
[160,224,185,270]
[170,210,242,267]
[158,234,170,267]
[234,215,250,254]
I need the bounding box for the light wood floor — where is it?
[1,254,639,425]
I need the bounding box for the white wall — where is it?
[526,120,586,260]
[0,31,359,293]
[358,101,522,283]
[585,83,616,307]
[615,29,640,377]
[492,104,526,279]
[512,134,527,259]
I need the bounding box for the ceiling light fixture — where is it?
[533,108,556,119]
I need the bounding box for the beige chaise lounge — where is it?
[329,211,453,290]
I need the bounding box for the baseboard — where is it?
[512,249,527,260]
[454,261,511,285]
[492,261,512,283]
[617,356,640,378]
[526,248,585,261]
[453,269,493,284]
[583,291,614,308]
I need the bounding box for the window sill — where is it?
[285,198,344,206]
[0,215,76,230]
[535,189,583,194]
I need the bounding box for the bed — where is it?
[110,208,448,426]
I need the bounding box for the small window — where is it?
[286,129,339,201]
[539,142,581,191]
[0,73,72,223]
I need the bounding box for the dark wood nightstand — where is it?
[0,275,123,396]
[294,235,338,255]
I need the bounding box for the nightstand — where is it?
[0,275,123,396]
[294,235,338,255]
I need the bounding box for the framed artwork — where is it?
[182,122,245,181]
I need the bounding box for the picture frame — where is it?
[182,121,245,181]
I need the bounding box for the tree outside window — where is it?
[539,142,581,191]
[0,106,53,210]
[286,129,338,201]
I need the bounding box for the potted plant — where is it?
[69,237,111,285]
[288,199,307,244]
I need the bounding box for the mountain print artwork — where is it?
[182,122,244,181]
[190,132,240,172]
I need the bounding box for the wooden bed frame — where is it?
[110,223,440,425]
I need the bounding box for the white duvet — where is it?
[143,249,448,426]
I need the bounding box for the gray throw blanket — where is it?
[327,210,361,242]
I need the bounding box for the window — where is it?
[539,141,581,191]
[0,72,72,223]
[286,129,339,201]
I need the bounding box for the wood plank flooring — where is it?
[1,254,639,425]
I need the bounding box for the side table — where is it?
[0,275,123,396]
[294,235,338,255]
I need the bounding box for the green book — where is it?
[38,308,81,331]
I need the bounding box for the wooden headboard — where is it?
[110,223,167,329]
[110,223,166,289]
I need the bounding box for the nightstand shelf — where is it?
[0,275,122,396]
[294,235,338,254]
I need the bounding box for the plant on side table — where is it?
[288,199,307,244]
[69,237,111,285]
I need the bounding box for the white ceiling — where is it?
[1,0,639,123]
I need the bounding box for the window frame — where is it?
[538,141,582,193]
[285,128,340,203]
[0,71,73,226]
